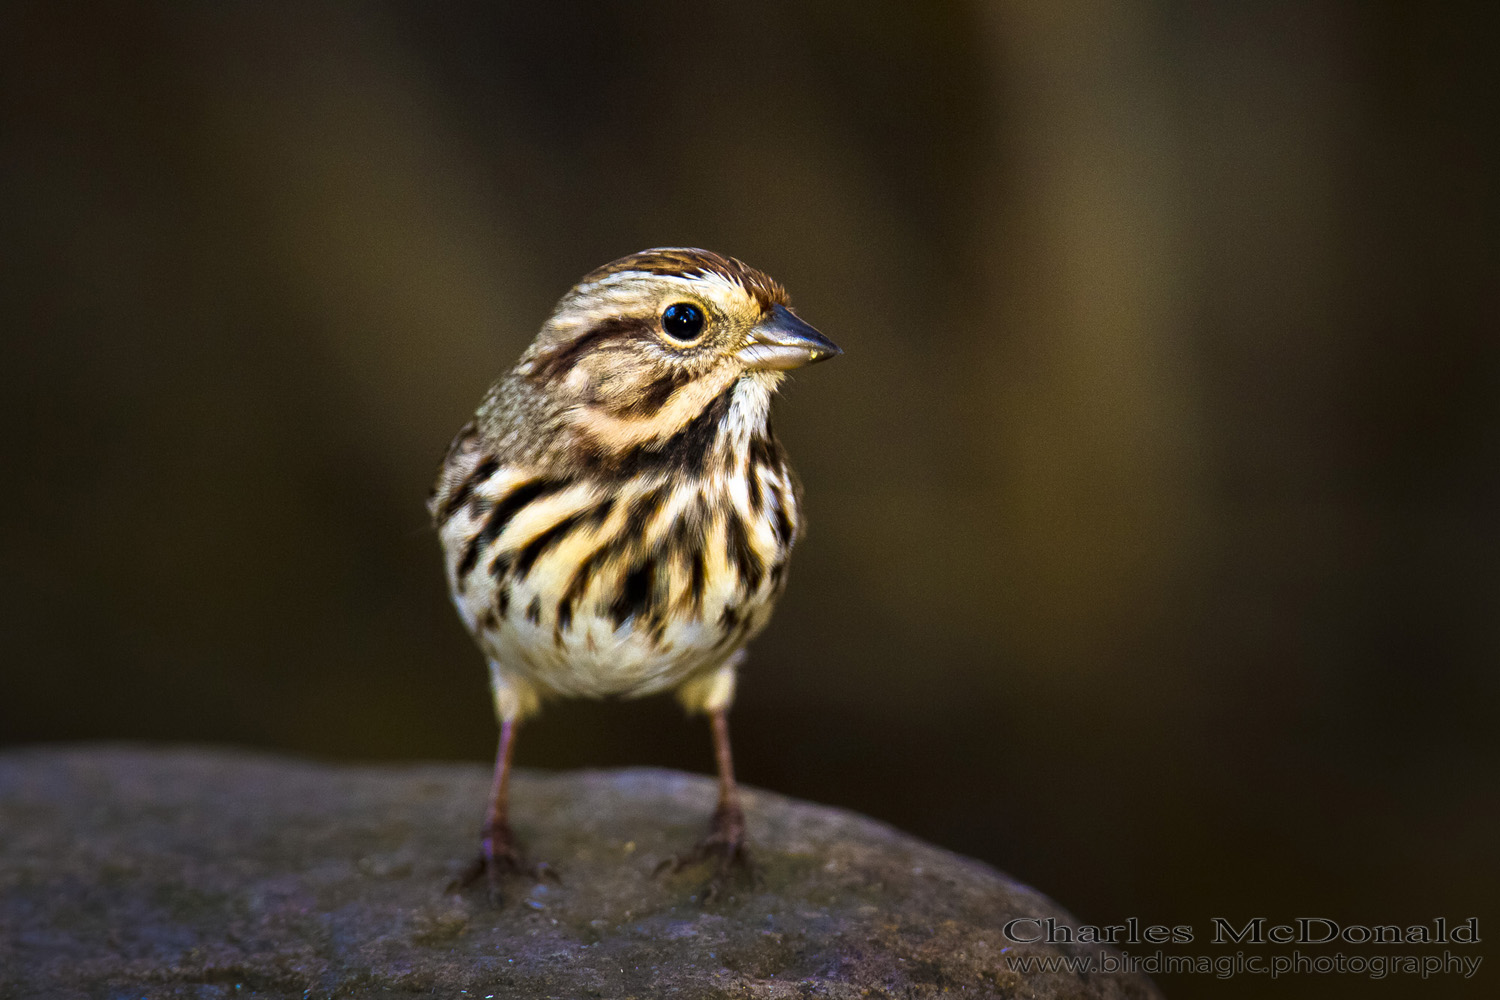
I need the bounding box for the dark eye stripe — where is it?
[527,316,651,384]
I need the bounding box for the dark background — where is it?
[3,3,1496,998]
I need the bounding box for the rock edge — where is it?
[0,745,1162,999]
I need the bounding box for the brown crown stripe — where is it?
[582,248,789,314]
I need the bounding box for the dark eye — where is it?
[661,302,706,342]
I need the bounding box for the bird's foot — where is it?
[446,822,558,904]
[656,802,755,902]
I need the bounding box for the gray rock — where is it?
[0,746,1162,998]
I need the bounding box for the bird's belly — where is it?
[453,542,776,701]
[481,604,734,699]
[439,460,796,704]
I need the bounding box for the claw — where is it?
[656,802,753,901]
[445,823,556,904]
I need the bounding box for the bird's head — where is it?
[509,248,839,463]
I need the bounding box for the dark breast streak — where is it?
[437,456,498,523]
[462,465,797,651]
[428,421,481,523]
[577,384,737,478]
[456,478,570,582]
[443,369,799,663]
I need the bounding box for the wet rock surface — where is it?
[0,746,1162,998]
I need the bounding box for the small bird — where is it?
[429,248,840,898]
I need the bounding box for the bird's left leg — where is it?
[662,653,752,895]
[701,704,750,868]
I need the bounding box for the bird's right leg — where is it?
[481,714,522,865]
[449,667,549,901]
[449,717,524,899]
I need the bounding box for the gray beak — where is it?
[737,304,842,371]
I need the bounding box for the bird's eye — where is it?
[661,302,706,342]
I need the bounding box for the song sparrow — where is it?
[429,248,840,899]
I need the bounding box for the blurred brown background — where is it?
[3,3,1496,997]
